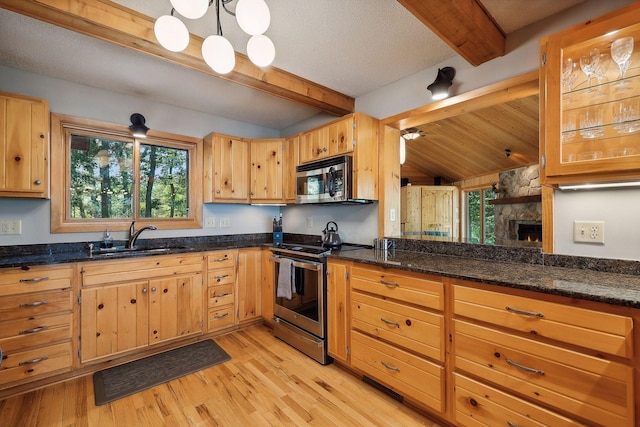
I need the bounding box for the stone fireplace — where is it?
[493,165,542,246]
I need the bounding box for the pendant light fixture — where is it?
[129,113,149,138]
[154,0,276,75]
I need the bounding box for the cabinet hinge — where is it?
[345,271,349,280]
[541,52,546,66]
[352,139,356,147]
[77,348,81,359]
[77,295,81,305]
[201,320,204,327]
[346,345,350,355]
[541,155,546,168]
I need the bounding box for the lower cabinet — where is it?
[261,248,275,325]
[327,259,350,364]
[207,250,237,332]
[237,248,262,323]
[79,254,204,363]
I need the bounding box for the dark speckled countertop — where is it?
[331,248,640,309]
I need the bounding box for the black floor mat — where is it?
[93,339,230,406]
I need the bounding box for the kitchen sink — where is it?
[90,246,186,258]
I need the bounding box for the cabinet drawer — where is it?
[454,373,585,427]
[0,313,72,352]
[351,266,443,311]
[351,331,444,414]
[0,289,73,322]
[453,284,633,357]
[0,265,73,297]
[454,320,634,427]
[207,251,236,269]
[208,306,235,331]
[0,342,72,386]
[208,267,235,286]
[208,284,234,308]
[352,292,444,362]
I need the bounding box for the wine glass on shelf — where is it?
[611,36,634,90]
[593,52,611,96]
[562,57,578,103]
[579,48,599,92]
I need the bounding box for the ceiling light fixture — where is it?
[129,113,149,138]
[401,127,424,140]
[427,67,456,100]
[399,137,406,165]
[154,0,275,75]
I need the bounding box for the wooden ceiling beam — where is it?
[397,0,505,66]
[0,0,354,117]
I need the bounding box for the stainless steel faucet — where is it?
[126,221,157,249]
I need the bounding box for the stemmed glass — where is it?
[611,37,634,89]
[593,52,611,95]
[580,48,599,91]
[562,57,578,103]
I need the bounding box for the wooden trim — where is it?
[541,185,554,254]
[397,0,505,66]
[488,195,541,205]
[0,0,354,117]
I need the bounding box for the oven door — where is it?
[271,255,325,338]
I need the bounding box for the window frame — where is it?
[463,186,495,245]
[51,113,202,233]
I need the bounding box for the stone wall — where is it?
[494,165,542,245]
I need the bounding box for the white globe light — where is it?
[202,35,236,74]
[236,0,270,35]
[170,0,209,19]
[154,15,190,52]
[247,35,275,67]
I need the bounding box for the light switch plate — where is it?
[0,220,21,235]
[573,221,604,244]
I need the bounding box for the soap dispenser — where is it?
[101,229,113,249]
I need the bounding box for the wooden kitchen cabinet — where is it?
[283,135,299,203]
[0,91,49,198]
[401,185,458,238]
[0,264,73,389]
[261,248,274,325]
[207,250,236,332]
[299,125,329,163]
[237,248,262,323]
[204,133,250,203]
[250,139,284,203]
[452,280,635,426]
[79,254,204,363]
[540,3,640,184]
[326,259,350,365]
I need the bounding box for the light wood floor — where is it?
[0,325,444,426]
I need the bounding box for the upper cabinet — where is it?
[540,3,640,184]
[0,91,49,198]
[250,138,284,203]
[283,135,299,203]
[204,133,250,203]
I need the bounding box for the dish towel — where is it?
[277,258,294,299]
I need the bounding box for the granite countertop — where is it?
[331,249,640,309]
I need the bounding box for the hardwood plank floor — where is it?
[0,325,444,426]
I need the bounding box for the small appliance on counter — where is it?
[322,221,342,249]
[273,213,283,246]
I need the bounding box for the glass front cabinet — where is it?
[540,3,640,184]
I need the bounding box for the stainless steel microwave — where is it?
[295,155,371,204]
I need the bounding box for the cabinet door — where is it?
[250,139,284,202]
[261,249,274,324]
[327,260,350,364]
[148,273,203,345]
[0,93,49,197]
[237,248,262,323]
[80,281,148,362]
[283,135,299,203]
[300,127,328,162]
[329,116,353,156]
[540,4,640,183]
[213,135,249,202]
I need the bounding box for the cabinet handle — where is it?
[214,274,230,280]
[19,300,49,307]
[214,312,229,319]
[34,180,42,185]
[505,306,544,318]
[212,257,228,262]
[507,421,518,427]
[380,317,400,328]
[142,288,148,294]
[380,360,400,372]
[0,348,3,367]
[216,190,221,194]
[506,359,545,375]
[19,356,49,366]
[151,287,157,292]
[379,280,399,288]
[213,292,230,297]
[19,276,49,283]
[19,326,49,335]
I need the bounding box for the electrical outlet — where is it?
[0,220,21,235]
[307,216,313,228]
[219,217,230,228]
[205,217,216,228]
[390,208,396,222]
[573,221,605,244]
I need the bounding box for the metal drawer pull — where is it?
[507,421,518,427]
[505,306,544,318]
[19,300,49,307]
[380,317,400,328]
[213,292,231,297]
[506,359,545,375]
[214,274,230,280]
[379,280,399,288]
[214,312,229,319]
[19,326,49,335]
[381,360,400,372]
[19,356,49,366]
[213,257,228,262]
[19,276,49,283]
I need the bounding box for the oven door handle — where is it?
[269,256,323,271]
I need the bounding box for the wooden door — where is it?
[261,249,274,325]
[237,248,262,323]
[250,139,284,202]
[0,93,48,197]
[421,188,438,231]
[401,186,421,234]
[148,273,203,345]
[283,135,299,203]
[213,135,249,201]
[80,281,148,362]
[327,260,350,365]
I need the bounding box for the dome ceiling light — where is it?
[154,0,275,75]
